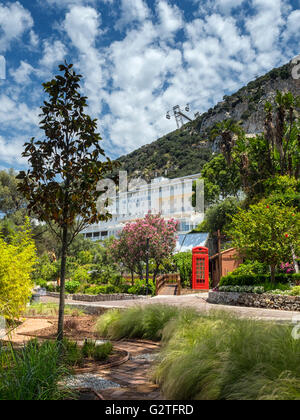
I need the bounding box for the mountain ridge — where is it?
[116,60,300,181]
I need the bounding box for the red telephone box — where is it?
[192,247,209,290]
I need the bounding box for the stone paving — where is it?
[96,341,162,400]
[2,318,52,344]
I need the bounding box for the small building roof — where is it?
[210,248,238,260]
[176,233,209,253]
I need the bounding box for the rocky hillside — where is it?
[116,60,300,181]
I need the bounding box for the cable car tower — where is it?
[166,104,199,129]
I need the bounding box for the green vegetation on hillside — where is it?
[116,130,212,181]
[116,62,297,180]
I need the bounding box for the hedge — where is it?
[220,273,300,287]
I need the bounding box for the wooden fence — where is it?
[155,273,181,296]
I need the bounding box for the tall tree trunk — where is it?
[131,271,134,287]
[270,264,276,283]
[57,226,68,342]
[292,247,299,274]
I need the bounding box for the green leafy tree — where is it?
[0,220,36,319]
[232,91,300,201]
[228,203,300,282]
[264,91,300,177]
[196,197,241,234]
[194,154,241,205]
[263,175,300,209]
[0,169,26,216]
[210,119,243,165]
[110,213,178,284]
[17,63,113,341]
[173,252,192,288]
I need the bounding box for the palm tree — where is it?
[210,119,243,165]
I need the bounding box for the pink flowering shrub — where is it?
[280,262,296,274]
[109,213,178,283]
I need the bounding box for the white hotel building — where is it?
[83,173,204,241]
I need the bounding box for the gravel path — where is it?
[65,374,121,391]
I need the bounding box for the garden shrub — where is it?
[0,340,73,400]
[62,339,83,367]
[65,281,81,294]
[230,260,269,276]
[153,310,300,400]
[292,273,300,284]
[220,273,292,287]
[70,266,91,284]
[220,274,269,286]
[0,222,37,319]
[173,252,192,288]
[84,284,119,295]
[81,339,113,361]
[32,255,58,285]
[128,279,156,296]
[96,304,300,399]
[96,304,179,341]
[93,342,113,362]
[129,280,152,296]
[92,266,123,286]
[289,286,300,296]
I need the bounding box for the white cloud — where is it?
[0,94,39,128]
[64,6,100,51]
[0,2,33,52]
[116,0,150,30]
[284,9,300,40]
[39,40,67,69]
[214,0,245,13]
[156,0,183,36]
[1,0,299,167]
[10,61,35,84]
[0,134,28,165]
[45,0,97,6]
[246,0,284,52]
[29,30,39,47]
[64,5,104,114]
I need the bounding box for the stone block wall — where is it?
[208,291,300,312]
[46,291,148,302]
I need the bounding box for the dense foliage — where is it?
[228,203,300,282]
[97,304,300,400]
[110,213,178,282]
[0,340,72,400]
[173,252,192,288]
[0,221,36,319]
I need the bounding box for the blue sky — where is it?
[0,0,299,170]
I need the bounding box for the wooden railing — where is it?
[156,273,181,296]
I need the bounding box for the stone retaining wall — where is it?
[208,291,300,312]
[65,303,113,315]
[46,291,148,302]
